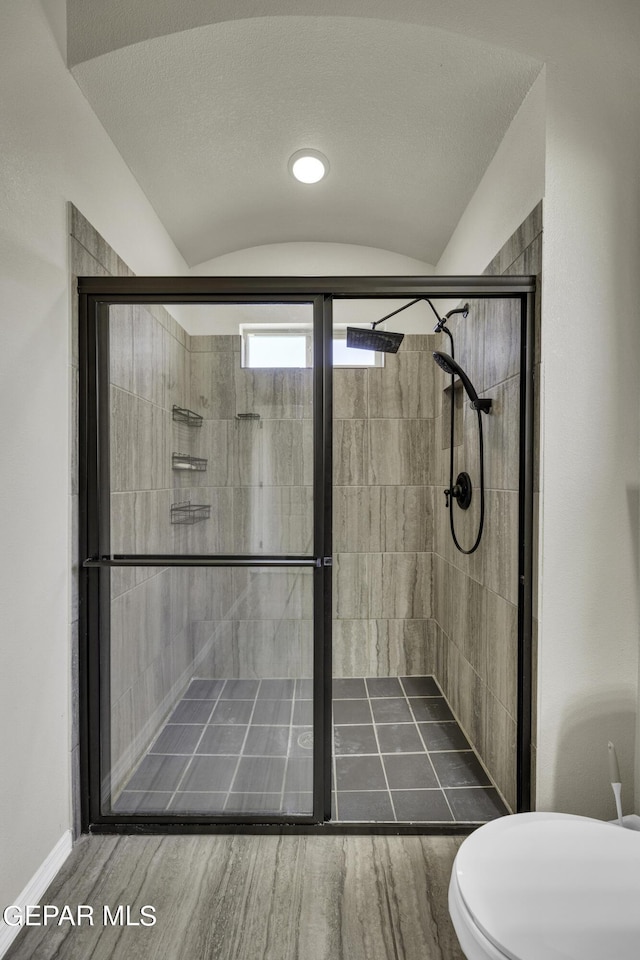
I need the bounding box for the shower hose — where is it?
[440,327,486,555]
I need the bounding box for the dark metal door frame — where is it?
[78,275,536,834]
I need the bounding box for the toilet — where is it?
[449,811,640,960]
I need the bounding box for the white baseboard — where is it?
[0,831,73,958]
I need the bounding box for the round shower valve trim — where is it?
[445,472,472,510]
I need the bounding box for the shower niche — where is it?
[79,276,534,831]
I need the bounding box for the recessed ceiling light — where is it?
[288,149,329,184]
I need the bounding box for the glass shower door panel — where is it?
[106,565,314,817]
[107,302,314,557]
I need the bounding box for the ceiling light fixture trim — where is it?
[288,149,330,183]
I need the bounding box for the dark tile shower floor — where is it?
[115,675,509,823]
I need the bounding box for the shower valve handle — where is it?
[445,473,473,511]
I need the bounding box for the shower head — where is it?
[432,351,492,413]
[346,326,404,353]
[345,297,427,354]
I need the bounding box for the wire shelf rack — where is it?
[171,452,208,472]
[172,405,203,427]
[170,500,211,524]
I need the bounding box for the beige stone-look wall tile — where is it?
[108,304,134,393]
[331,620,371,675]
[231,418,313,487]
[380,485,433,553]
[484,375,520,492]
[333,554,369,619]
[334,367,367,419]
[333,486,433,554]
[110,569,172,702]
[165,327,189,411]
[445,642,484,756]
[481,689,517,811]
[190,350,236,419]
[483,490,519,605]
[333,487,383,553]
[440,382,464,452]
[445,299,485,392]
[401,333,439,352]
[369,619,438,676]
[332,619,439,678]
[235,367,312,420]
[484,590,518,719]
[232,568,313,622]
[368,552,431,619]
[233,485,313,555]
[368,419,435,485]
[483,298,521,389]
[190,335,238,353]
[132,304,165,408]
[445,562,486,678]
[334,420,368,485]
[187,567,235,622]
[368,351,437,419]
[110,387,165,492]
[192,620,313,679]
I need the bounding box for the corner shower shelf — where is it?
[172,452,208,472]
[170,500,211,525]
[172,404,203,427]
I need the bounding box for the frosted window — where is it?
[246,335,308,368]
[332,338,378,367]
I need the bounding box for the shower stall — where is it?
[78,275,535,831]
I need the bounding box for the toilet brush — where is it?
[607,741,624,826]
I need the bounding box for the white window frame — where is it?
[240,323,384,369]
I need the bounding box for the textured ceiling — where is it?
[71,16,542,267]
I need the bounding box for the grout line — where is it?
[399,676,455,822]
[281,682,297,811]
[363,678,397,822]
[223,680,264,812]
[331,686,339,822]
[166,679,225,811]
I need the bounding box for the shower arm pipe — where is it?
[370,297,425,328]
[371,297,469,332]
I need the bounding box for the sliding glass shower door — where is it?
[82,296,331,824]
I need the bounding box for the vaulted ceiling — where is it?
[67,4,555,268]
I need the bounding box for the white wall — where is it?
[186,243,436,334]
[435,50,640,817]
[436,70,546,275]
[0,0,187,917]
[539,64,640,817]
[193,241,435,277]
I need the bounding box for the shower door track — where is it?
[79,275,536,834]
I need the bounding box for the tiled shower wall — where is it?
[108,302,197,795]
[332,342,440,676]
[431,202,542,810]
[184,335,314,680]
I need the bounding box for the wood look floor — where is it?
[6,834,465,960]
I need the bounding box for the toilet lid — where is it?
[455,813,640,960]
